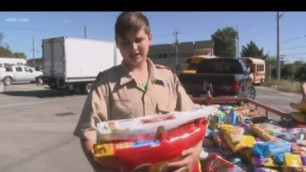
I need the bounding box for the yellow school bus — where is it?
[242,57,265,85]
[183,55,217,74]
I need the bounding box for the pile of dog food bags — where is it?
[200,104,306,172]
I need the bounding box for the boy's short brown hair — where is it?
[115,12,151,41]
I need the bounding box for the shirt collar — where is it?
[119,58,157,86]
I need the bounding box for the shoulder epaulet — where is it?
[96,65,120,80]
[155,64,172,70]
[95,71,105,80]
[155,64,177,74]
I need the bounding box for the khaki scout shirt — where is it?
[73,58,194,141]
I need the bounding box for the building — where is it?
[148,40,214,72]
[27,58,42,66]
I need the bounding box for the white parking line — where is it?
[0,97,78,109]
[0,95,17,99]
[6,85,47,91]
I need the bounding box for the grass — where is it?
[263,79,302,93]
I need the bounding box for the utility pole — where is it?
[30,37,39,67]
[31,37,36,67]
[84,25,87,38]
[276,12,283,81]
[236,26,240,58]
[173,30,180,72]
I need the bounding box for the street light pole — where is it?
[32,37,36,67]
[237,34,240,58]
[276,12,280,81]
[175,44,178,70]
[173,31,180,72]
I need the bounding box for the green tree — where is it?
[0,46,14,57]
[13,52,27,59]
[295,63,306,81]
[281,63,299,80]
[265,57,278,80]
[283,61,303,80]
[0,32,4,45]
[240,41,267,59]
[0,32,25,58]
[211,27,237,57]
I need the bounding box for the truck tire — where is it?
[3,76,13,86]
[246,86,256,100]
[84,83,93,94]
[36,77,43,86]
[49,84,57,90]
[73,85,83,94]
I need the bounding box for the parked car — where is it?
[0,65,43,86]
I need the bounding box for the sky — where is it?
[0,12,306,63]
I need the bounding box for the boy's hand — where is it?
[167,140,202,172]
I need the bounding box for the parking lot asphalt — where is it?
[0,84,93,172]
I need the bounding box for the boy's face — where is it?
[116,27,152,68]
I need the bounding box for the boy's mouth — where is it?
[129,53,140,58]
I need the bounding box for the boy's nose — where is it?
[131,42,138,50]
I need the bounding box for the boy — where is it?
[74,12,202,171]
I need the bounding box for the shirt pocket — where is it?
[111,103,134,120]
[155,101,171,114]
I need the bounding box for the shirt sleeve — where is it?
[73,74,110,141]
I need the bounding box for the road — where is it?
[0,84,302,172]
[255,86,301,113]
[0,84,91,172]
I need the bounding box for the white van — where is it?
[0,57,27,71]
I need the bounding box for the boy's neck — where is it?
[130,59,149,83]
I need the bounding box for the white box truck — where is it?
[41,37,123,94]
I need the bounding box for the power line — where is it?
[253,14,273,37]
[282,36,300,45]
[281,35,306,47]
[283,52,306,56]
[283,45,306,50]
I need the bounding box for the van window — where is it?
[6,67,12,72]
[16,67,23,72]
[4,63,9,68]
[257,64,264,71]
[25,67,31,72]
[185,56,217,71]
[250,66,255,73]
[197,59,243,74]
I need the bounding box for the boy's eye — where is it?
[119,38,144,46]
[135,38,144,43]
[121,41,130,46]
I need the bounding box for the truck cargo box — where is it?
[42,37,122,93]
